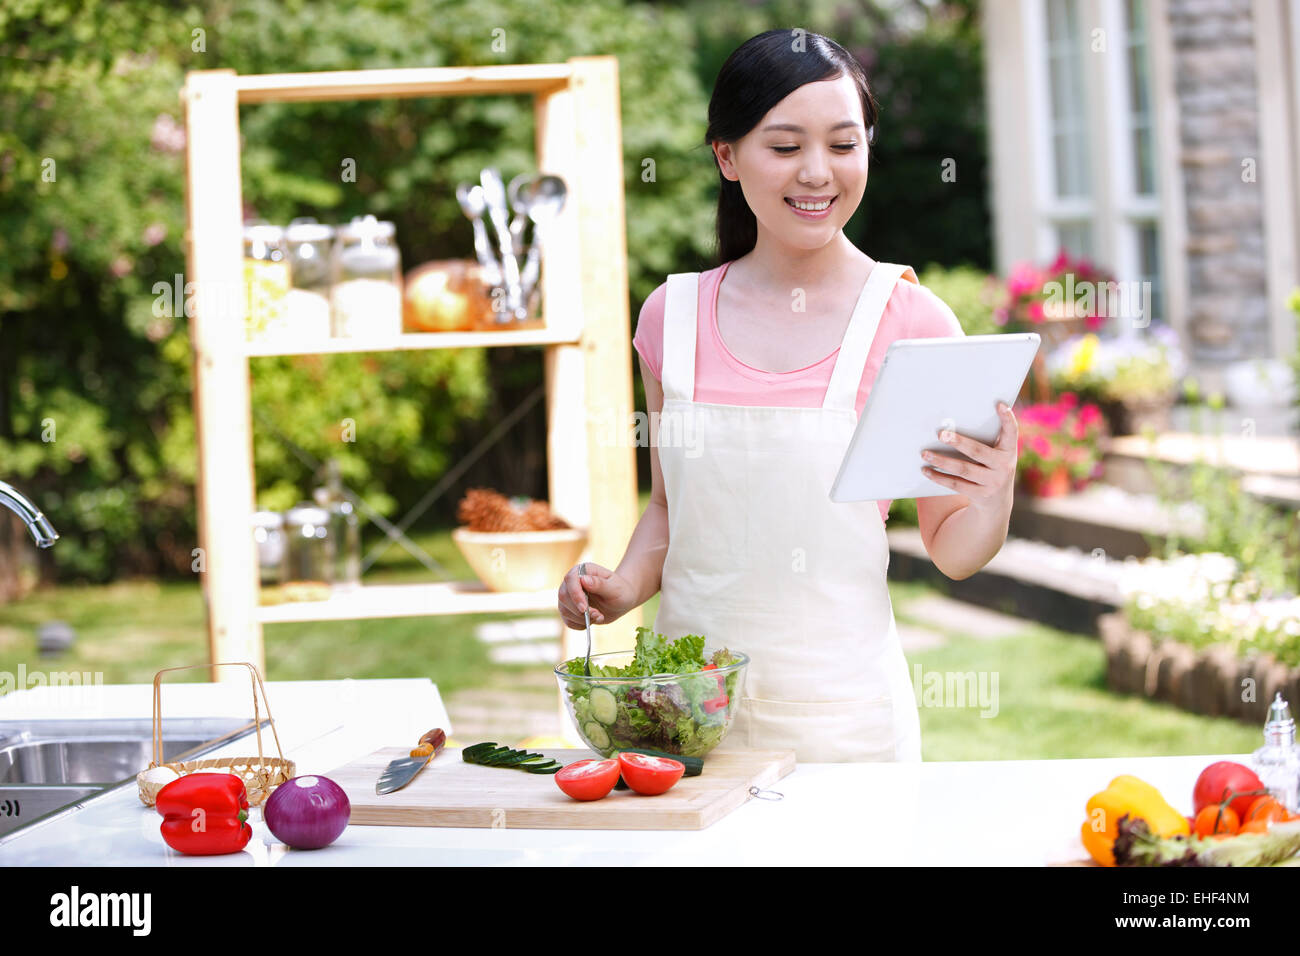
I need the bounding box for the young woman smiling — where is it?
[557,30,1020,762]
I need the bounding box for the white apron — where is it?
[652,261,922,763]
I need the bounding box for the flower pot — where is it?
[1021,464,1072,498]
[1099,394,1173,436]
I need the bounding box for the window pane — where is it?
[1124,0,1157,196]
[1137,221,1163,325]
[1045,0,1092,198]
[1056,221,1094,259]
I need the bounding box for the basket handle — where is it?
[151,662,287,767]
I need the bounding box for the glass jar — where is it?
[251,511,287,587]
[242,223,291,341]
[284,217,335,340]
[313,461,360,592]
[283,503,332,586]
[331,214,402,338]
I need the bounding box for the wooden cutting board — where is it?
[326,747,796,830]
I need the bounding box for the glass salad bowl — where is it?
[554,649,749,759]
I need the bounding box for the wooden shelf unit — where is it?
[181,60,641,681]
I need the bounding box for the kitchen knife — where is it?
[375,728,446,795]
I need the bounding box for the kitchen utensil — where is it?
[516,175,566,314]
[376,729,447,795]
[580,561,592,676]
[137,662,294,807]
[506,172,535,257]
[479,167,525,322]
[555,649,749,758]
[327,746,795,830]
[455,183,503,290]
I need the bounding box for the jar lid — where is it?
[285,217,335,242]
[251,510,284,529]
[243,222,285,242]
[337,214,395,241]
[284,503,331,526]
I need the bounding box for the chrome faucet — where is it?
[0,479,59,548]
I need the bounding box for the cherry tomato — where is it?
[1192,762,1267,820]
[554,759,621,801]
[1238,819,1272,835]
[616,751,685,795]
[1193,804,1239,837]
[1243,795,1289,825]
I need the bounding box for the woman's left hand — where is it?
[919,402,1019,511]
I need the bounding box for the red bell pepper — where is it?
[700,664,729,713]
[155,773,252,855]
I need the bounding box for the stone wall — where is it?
[1167,0,1272,362]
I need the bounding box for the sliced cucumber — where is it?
[590,687,618,725]
[582,721,611,751]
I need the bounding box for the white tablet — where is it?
[829,333,1041,502]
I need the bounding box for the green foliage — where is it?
[915,263,1001,336]
[1,0,712,581]
[1145,402,1300,598]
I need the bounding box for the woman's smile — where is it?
[785,195,838,219]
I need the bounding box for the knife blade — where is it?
[375,728,446,795]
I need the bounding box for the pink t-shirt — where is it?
[632,260,965,522]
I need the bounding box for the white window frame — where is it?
[1024,0,1172,332]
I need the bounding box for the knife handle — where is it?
[410,727,447,758]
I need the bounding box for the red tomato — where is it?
[1192,762,1267,821]
[554,759,621,801]
[616,752,685,795]
[1243,795,1289,825]
[1193,804,1239,837]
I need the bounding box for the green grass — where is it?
[0,489,1264,759]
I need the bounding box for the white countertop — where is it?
[0,678,1251,866]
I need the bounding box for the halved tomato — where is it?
[616,751,684,795]
[554,759,621,801]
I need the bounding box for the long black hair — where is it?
[704,29,879,266]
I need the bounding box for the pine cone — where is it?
[457,488,568,532]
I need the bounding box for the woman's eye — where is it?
[771,144,858,154]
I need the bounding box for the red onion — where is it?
[263,775,351,850]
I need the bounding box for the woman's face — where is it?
[712,74,869,253]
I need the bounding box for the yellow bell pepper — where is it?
[1082,774,1190,866]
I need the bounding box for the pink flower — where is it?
[1007,263,1043,298]
[1026,300,1045,322]
[142,222,167,247]
[1084,313,1106,331]
[1058,392,1078,409]
[150,114,186,154]
[1031,435,1053,458]
[1079,405,1102,427]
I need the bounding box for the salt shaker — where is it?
[1250,692,1300,813]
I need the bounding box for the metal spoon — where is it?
[479,168,525,322]
[517,176,567,314]
[455,183,502,288]
[580,561,592,677]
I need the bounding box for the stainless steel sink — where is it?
[0,717,263,838]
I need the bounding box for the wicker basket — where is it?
[136,661,296,807]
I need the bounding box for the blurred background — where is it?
[1,0,1297,759]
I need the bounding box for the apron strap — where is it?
[822,262,910,412]
[661,272,700,402]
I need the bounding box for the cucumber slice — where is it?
[582,721,611,751]
[590,687,618,725]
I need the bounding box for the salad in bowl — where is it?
[555,627,748,759]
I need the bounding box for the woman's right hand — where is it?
[558,563,637,630]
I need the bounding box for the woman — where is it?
[556,30,1020,762]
